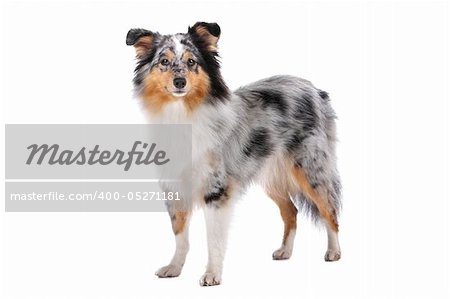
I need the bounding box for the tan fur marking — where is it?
[178,51,211,112]
[164,50,175,61]
[218,178,236,209]
[266,190,297,245]
[143,68,176,113]
[194,27,218,52]
[291,166,339,232]
[184,68,210,112]
[142,48,209,114]
[172,211,189,235]
[207,151,217,168]
[182,51,192,61]
[134,36,153,58]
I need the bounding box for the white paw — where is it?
[199,272,221,286]
[155,264,182,278]
[272,247,292,260]
[324,249,341,262]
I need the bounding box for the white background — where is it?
[1,0,449,298]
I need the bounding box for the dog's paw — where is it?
[199,272,221,286]
[272,247,292,260]
[324,249,341,262]
[155,264,182,278]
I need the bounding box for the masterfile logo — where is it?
[4,124,192,212]
[26,141,170,171]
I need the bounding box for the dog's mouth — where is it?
[166,87,188,98]
[171,90,187,97]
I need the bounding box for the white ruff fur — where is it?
[148,99,237,198]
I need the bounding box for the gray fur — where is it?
[205,75,341,221]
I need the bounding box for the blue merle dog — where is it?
[126,22,342,286]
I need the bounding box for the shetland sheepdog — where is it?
[127,22,342,286]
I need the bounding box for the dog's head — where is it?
[126,22,229,113]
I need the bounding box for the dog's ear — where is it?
[188,22,221,52]
[126,28,156,58]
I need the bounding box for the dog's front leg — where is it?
[199,154,236,286]
[155,200,191,278]
[200,200,234,286]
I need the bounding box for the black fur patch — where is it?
[191,22,221,37]
[133,47,158,86]
[204,187,226,204]
[243,128,272,158]
[294,92,318,134]
[187,25,229,102]
[318,90,329,100]
[250,89,287,113]
[170,213,176,221]
[285,130,306,152]
[127,29,159,86]
[126,28,154,46]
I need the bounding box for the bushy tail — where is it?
[291,174,342,225]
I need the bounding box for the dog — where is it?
[126,22,342,286]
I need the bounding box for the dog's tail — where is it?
[291,173,342,225]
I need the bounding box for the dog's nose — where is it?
[173,78,186,89]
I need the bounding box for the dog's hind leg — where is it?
[291,165,341,261]
[155,204,191,278]
[266,190,298,260]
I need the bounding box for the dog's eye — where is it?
[187,58,196,67]
[160,58,170,66]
